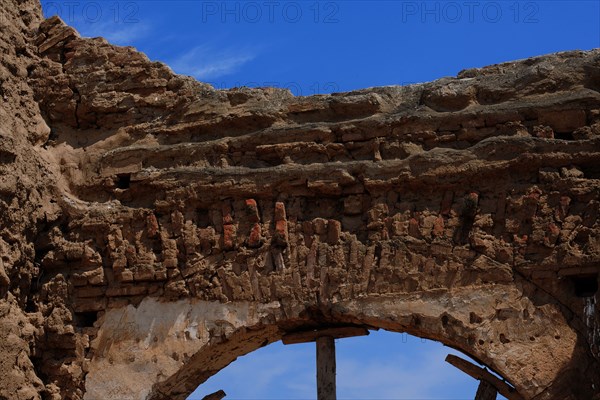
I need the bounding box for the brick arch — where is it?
[83,276,585,400]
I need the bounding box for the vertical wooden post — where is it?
[475,380,498,400]
[316,336,336,400]
[283,326,368,400]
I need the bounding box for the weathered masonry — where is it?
[0,1,599,399]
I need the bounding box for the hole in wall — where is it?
[115,174,131,189]
[75,311,98,328]
[572,274,599,298]
[580,164,600,180]
[554,131,575,140]
[0,149,16,164]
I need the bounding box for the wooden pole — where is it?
[316,336,336,400]
[445,355,523,400]
[283,326,369,400]
[475,380,497,400]
[282,326,369,345]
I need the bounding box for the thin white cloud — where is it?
[169,44,258,81]
[75,20,150,46]
[192,342,315,399]
[337,343,474,399]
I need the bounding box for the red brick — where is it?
[222,203,233,224]
[432,216,445,237]
[408,218,422,238]
[467,192,479,205]
[440,191,454,216]
[274,202,286,221]
[275,220,287,238]
[247,223,262,248]
[146,213,159,237]
[272,219,288,247]
[245,199,260,223]
[222,224,236,250]
[327,220,341,244]
[545,223,560,247]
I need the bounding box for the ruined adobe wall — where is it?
[0,0,65,398]
[1,0,600,399]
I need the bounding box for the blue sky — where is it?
[40,1,599,399]
[189,331,503,400]
[41,1,599,95]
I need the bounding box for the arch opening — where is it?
[188,329,511,400]
[84,280,587,400]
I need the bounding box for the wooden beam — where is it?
[445,355,524,400]
[202,390,226,400]
[317,336,336,400]
[282,326,369,345]
[475,380,497,400]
